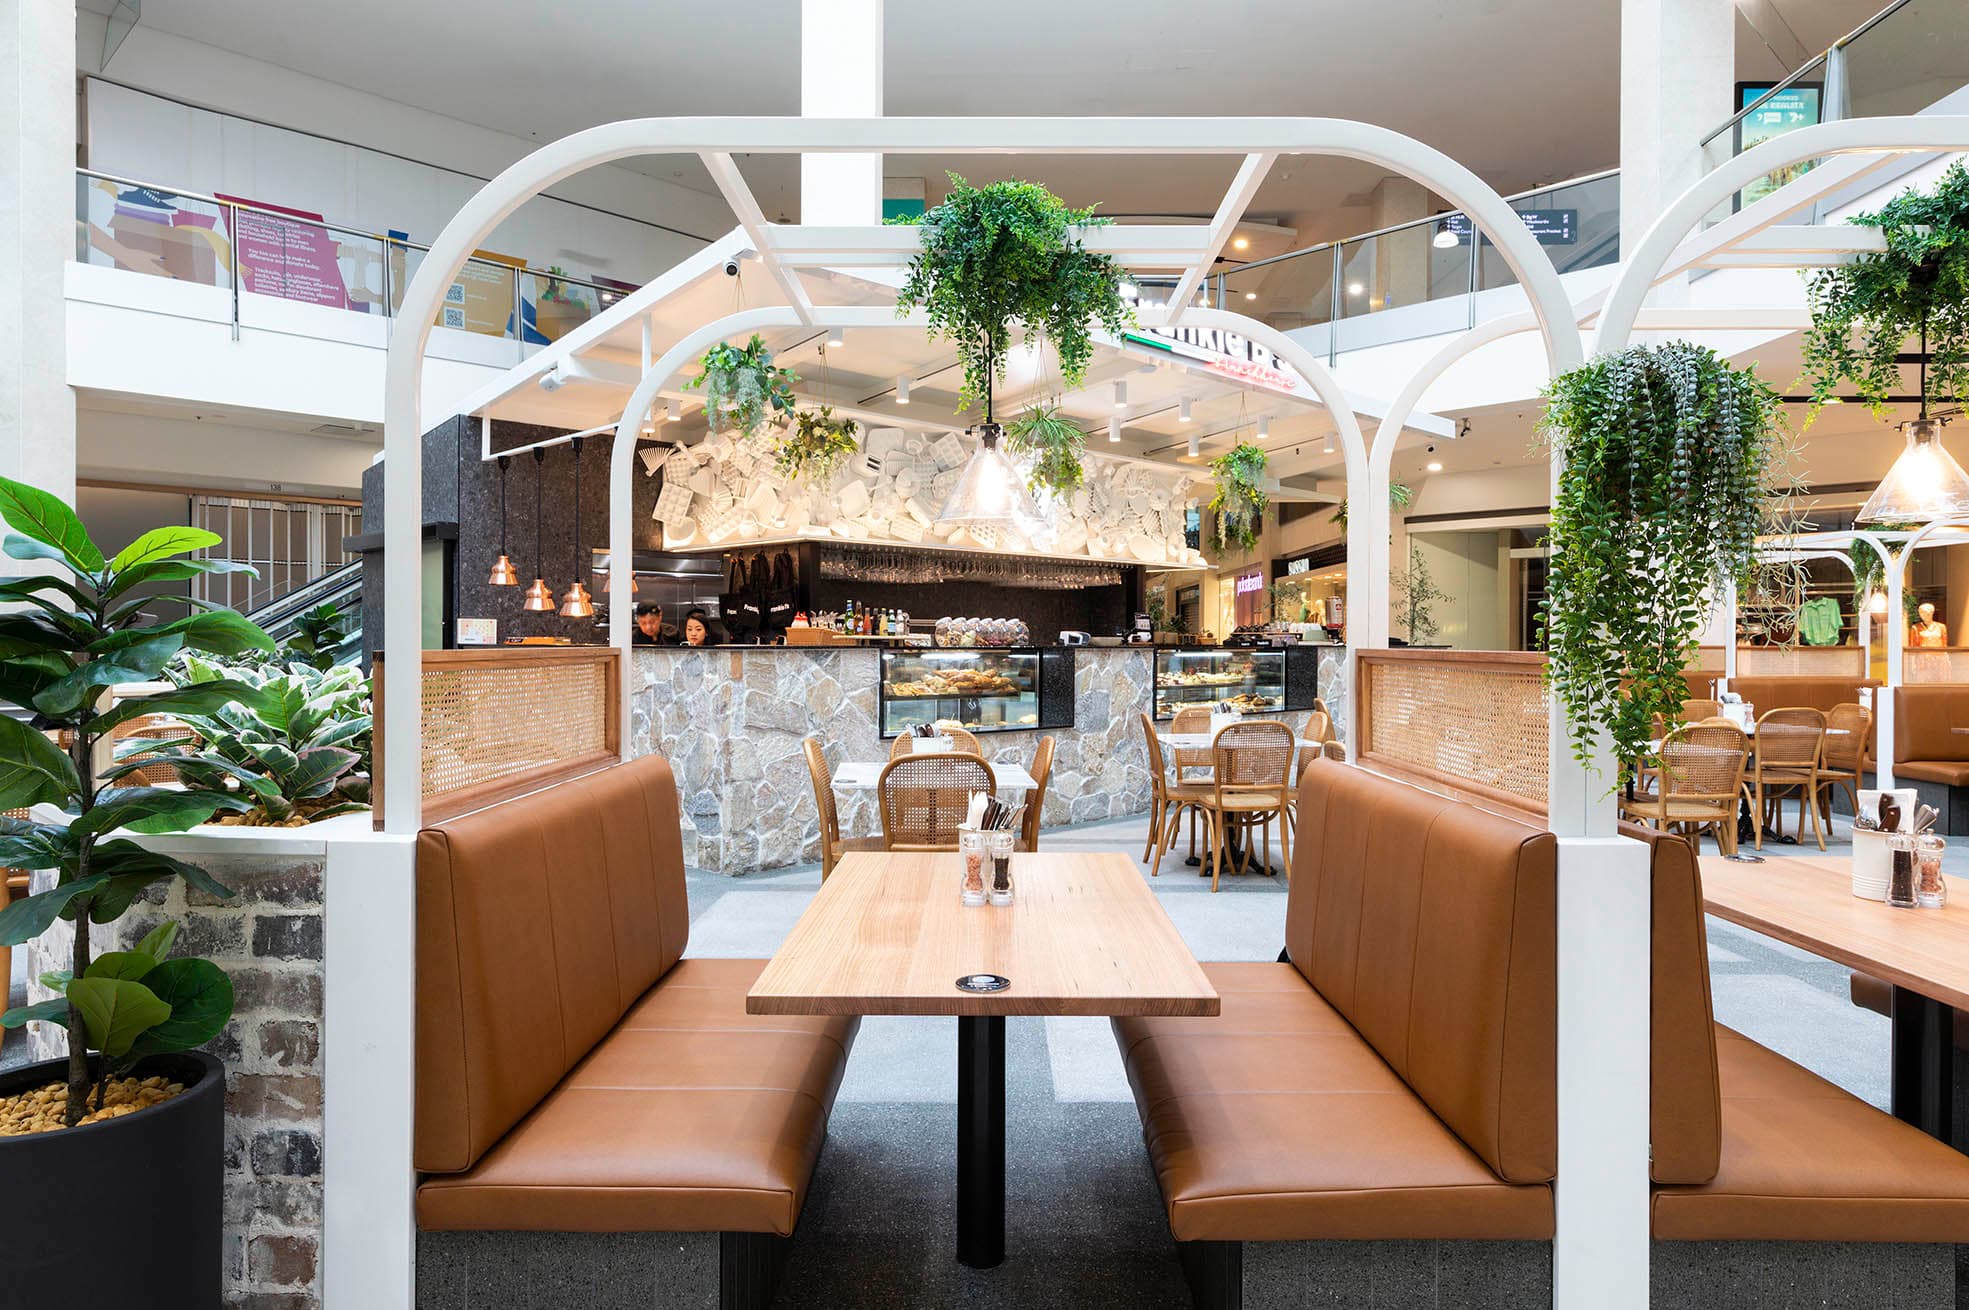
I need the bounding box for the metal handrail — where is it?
[1699,0,1914,147]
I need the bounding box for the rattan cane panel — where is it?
[1904,649,1969,684]
[420,658,611,803]
[1362,656,1550,808]
[1734,645,1864,677]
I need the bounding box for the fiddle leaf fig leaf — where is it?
[67,976,171,1059]
[0,477,104,573]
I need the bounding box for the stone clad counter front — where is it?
[629,646,1347,875]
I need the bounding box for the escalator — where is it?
[243,560,364,664]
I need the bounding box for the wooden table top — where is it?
[1699,851,1969,1011]
[747,851,1221,1018]
[832,761,1039,791]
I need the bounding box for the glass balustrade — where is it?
[1844,0,1969,119]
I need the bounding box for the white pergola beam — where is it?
[765,223,1214,268]
[1163,152,1276,326]
[1724,225,1889,255]
[700,151,817,323]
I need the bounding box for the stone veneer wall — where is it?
[26,851,327,1310]
[630,645,1347,875]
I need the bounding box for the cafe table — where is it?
[1698,850,1968,1142]
[748,850,1219,1268]
[832,760,1039,791]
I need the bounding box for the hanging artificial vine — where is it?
[1004,404,1088,496]
[1540,342,1788,782]
[1210,442,1270,553]
[684,334,799,438]
[775,406,861,484]
[1800,160,1969,417]
[893,174,1133,417]
[1330,482,1414,531]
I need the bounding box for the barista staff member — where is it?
[633,604,722,646]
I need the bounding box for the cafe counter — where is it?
[629,643,1347,874]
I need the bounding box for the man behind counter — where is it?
[634,604,721,646]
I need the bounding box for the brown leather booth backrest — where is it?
[1729,676,1879,753]
[1286,759,1557,1184]
[1621,823,1724,1185]
[1895,685,1969,764]
[414,755,691,1174]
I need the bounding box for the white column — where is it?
[0,0,76,508]
[1620,0,1733,258]
[800,0,883,226]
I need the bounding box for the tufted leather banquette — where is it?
[1112,758,1558,1242]
[413,755,858,1235]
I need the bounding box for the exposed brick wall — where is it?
[27,851,326,1309]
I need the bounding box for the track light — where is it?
[1108,416,1121,443]
[896,375,911,405]
[1324,434,1335,455]
[1113,380,1127,410]
[1187,431,1200,458]
[1257,416,1270,440]
[664,401,680,422]
[826,326,845,349]
[1179,396,1193,423]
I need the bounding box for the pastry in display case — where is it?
[879,647,1075,737]
[1152,648,1288,719]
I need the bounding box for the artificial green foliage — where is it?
[1209,443,1270,553]
[283,599,358,670]
[1004,404,1088,496]
[0,477,273,1125]
[1800,160,1969,417]
[1330,482,1413,531]
[139,654,372,827]
[774,406,861,485]
[684,334,799,438]
[894,175,1133,414]
[1539,343,1787,783]
[1393,544,1451,645]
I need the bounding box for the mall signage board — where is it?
[1437,209,1578,246]
[1122,327,1299,393]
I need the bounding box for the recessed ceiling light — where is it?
[1426,461,1443,472]
[1244,291,1257,301]
[1346,282,1364,296]
[1232,236,1250,250]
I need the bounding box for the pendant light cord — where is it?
[570,436,584,586]
[497,454,511,557]
[533,446,546,583]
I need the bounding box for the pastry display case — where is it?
[1152,646,1322,719]
[878,647,1075,738]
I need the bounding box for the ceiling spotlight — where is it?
[1257,416,1270,440]
[537,364,567,391]
[1426,461,1443,473]
[1323,434,1335,454]
[1179,396,1193,423]
[1346,281,1364,297]
[1232,236,1250,251]
[1432,224,1459,250]
[896,375,911,405]
[1109,416,1122,443]
[1113,379,1128,410]
[662,401,679,423]
[1187,431,1200,458]
[826,326,845,349]
[1244,290,1258,300]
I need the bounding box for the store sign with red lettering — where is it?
[1121,329,1300,394]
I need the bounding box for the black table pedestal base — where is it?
[957,1014,1006,1269]
[1890,985,1955,1143]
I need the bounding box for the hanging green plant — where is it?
[1540,342,1788,782]
[1800,160,1969,418]
[684,334,799,438]
[1209,442,1270,553]
[893,174,1134,415]
[1004,404,1087,496]
[1330,482,1413,531]
[774,406,861,484]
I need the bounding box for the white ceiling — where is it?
[94,0,1885,241]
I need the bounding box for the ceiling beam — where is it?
[1163,152,1276,327]
[699,151,817,324]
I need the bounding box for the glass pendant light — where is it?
[487,454,519,586]
[934,356,1042,533]
[521,446,556,611]
[1859,416,1969,523]
[559,436,595,618]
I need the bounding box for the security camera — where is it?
[1426,443,1436,453]
[537,364,566,392]
[724,257,741,277]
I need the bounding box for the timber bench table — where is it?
[748,850,1219,1269]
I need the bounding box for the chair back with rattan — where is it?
[802,738,841,848]
[1658,722,1748,806]
[1321,738,1347,762]
[1822,702,1870,773]
[1141,713,1170,792]
[1753,707,1825,773]
[1303,710,1333,745]
[1170,705,1214,774]
[107,713,196,785]
[1680,699,1721,724]
[878,752,995,850]
[1020,736,1055,851]
[1212,720,1295,800]
[889,726,983,759]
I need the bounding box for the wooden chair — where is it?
[802,739,881,880]
[1681,698,1722,723]
[1197,720,1296,892]
[1296,709,1334,779]
[889,726,982,758]
[878,752,995,851]
[1815,702,1871,828]
[1140,714,1209,875]
[103,713,196,785]
[1017,736,1055,853]
[1619,720,1748,856]
[1321,739,1347,762]
[1746,707,1827,851]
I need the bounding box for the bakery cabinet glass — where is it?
[879,648,1056,737]
[1153,648,1286,719]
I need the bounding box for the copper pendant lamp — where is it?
[521,446,556,611]
[559,436,595,618]
[487,454,519,586]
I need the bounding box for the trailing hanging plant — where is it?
[893,174,1133,415]
[684,334,799,438]
[1800,160,1969,418]
[1539,342,1788,782]
[1209,443,1270,553]
[775,406,861,484]
[1004,404,1087,496]
[1330,481,1413,531]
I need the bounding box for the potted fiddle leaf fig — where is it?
[1209,442,1270,553]
[1004,403,1088,496]
[0,476,275,1307]
[685,333,799,438]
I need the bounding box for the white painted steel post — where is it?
[800,0,884,225]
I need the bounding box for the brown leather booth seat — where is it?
[1112,759,1558,1242]
[1727,675,1879,753]
[1893,684,1969,786]
[1639,827,1969,1242]
[414,755,858,1236]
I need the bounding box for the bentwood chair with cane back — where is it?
[1168,705,1216,783]
[878,752,996,851]
[1681,699,1722,724]
[802,738,882,880]
[1816,702,1872,828]
[1619,720,1749,856]
[1321,738,1347,762]
[1746,707,1828,851]
[1017,736,1055,853]
[1297,710,1333,779]
[1140,713,1209,874]
[1197,720,1297,892]
[889,726,983,759]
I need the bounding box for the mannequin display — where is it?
[1910,601,1949,649]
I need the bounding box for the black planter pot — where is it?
[0,1050,224,1308]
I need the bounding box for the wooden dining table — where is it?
[748,850,1219,1269]
[831,760,1040,791]
[1699,850,1968,1142]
